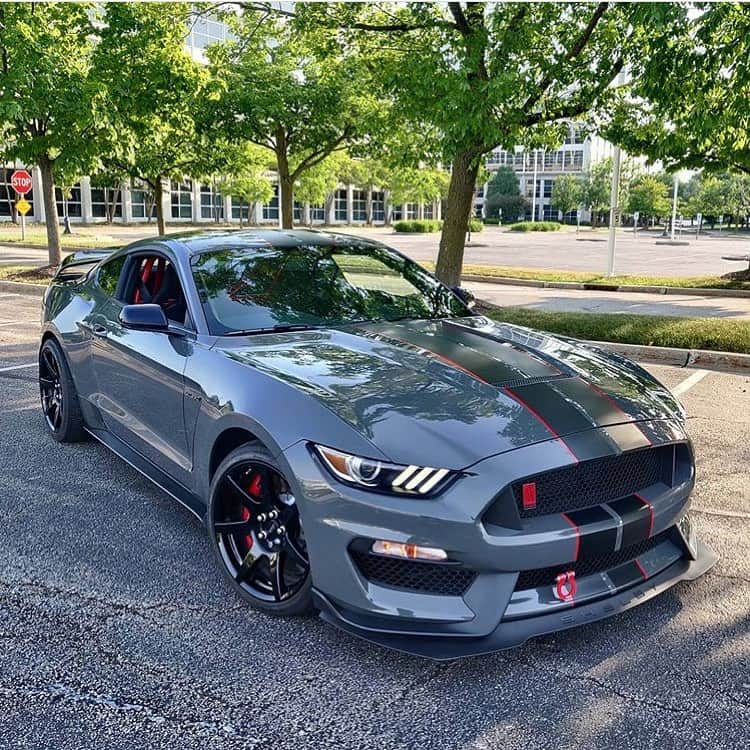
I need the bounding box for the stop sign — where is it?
[10,169,32,195]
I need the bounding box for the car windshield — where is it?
[191,243,470,335]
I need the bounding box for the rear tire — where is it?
[39,338,87,443]
[207,442,314,617]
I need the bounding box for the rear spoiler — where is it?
[54,247,117,282]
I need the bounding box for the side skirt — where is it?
[85,426,205,522]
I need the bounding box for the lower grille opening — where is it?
[515,529,674,591]
[351,551,477,596]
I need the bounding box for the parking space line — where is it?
[673,369,710,397]
[0,362,36,373]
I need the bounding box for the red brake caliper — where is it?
[242,473,263,549]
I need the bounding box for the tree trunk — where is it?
[38,155,61,267]
[154,177,166,235]
[279,177,293,229]
[435,149,481,287]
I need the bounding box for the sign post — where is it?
[10,170,32,242]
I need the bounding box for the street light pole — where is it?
[670,175,679,241]
[531,149,538,222]
[606,143,621,277]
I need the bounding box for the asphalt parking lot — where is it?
[0,290,748,750]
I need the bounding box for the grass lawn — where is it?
[483,306,750,354]
[0,225,119,249]
[429,262,750,291]
[0,265,54,285]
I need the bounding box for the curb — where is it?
[461,274,750,299]
[0,280,46,297]
[582,340,750,373]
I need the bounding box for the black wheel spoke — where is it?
[269,551,287,600]
[39,376,55,386]
[286,537,308,567]
[42,349,58,378]
[226,474,262,510]
[235,547,262,583]
[215,519,254,535]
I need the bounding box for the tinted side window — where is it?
[97,257,126,297]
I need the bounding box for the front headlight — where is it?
[312,445,456,496]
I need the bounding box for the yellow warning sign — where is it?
[15,198,31,216]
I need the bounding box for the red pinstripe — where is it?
[634,492,655,537]
[561,512,581,562]
[634,559,648,579]
[586,381,653,445]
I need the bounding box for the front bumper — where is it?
[282,421,716,658]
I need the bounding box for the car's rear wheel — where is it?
[39,338,86,443]
[207,443,313,616]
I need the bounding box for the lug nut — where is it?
[268,510,279,519]
[257,531,267,540]
[257,513,267,522]
[276,525,286,536]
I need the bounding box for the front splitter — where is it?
[314,540,717,660]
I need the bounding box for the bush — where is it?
[468,217,484,233]
[393,219,443,233]
[507,221,562,232]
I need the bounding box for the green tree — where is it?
[626,176,670,225]
[388,166,450,209]
[551,174,583,223]
[208,10,378,229]
[212,144,275,226]
[687,175,729,230]
[606,4,750,179]
[92,2,214,235]
[485,168,528,222]
[581,159,612,228]
[0,3,100,265]
[295,2,687,285]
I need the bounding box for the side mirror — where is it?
[119,304,169,331]
[451,286,476,309]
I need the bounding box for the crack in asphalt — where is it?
[0,682,268,746]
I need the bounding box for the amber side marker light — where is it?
[372,540,448,562]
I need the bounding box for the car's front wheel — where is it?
[207,443,313,616]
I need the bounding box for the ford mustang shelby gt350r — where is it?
[39,229,715,658]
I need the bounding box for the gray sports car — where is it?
[39,229,715,658]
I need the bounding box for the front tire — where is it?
[39,338,87,443]
[207,443,313,616]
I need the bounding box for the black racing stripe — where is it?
[611,496,652,548]
[607,561,644,589]
[509,381,619,460]
[604,423,652,452]
[567,506,618,558]
[369,323,522,384]
[438,321,562,380]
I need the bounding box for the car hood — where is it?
[216,316,684,469]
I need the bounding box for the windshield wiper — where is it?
[223,324,323,337]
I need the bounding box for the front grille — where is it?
[351,551,477,596]
[515,529,672,591]
[512,445,673,519]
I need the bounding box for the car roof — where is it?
[123,228,387,257]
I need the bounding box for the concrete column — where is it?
[418,203,424,220]
[254,201,263,225]
[223,194,232,223]
[326,191,337,225]
[80,176,93,223]
[303,202,311,226]
[191,180,202,222]
[121,181,133,224]
[160,178,172,223]
[383,190,391,225]
[346,184,354,225]
[31,166,45,222]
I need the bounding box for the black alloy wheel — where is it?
[209,445,313,615]
[38,339,86,443]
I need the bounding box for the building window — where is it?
[262,184,279,221]
[188,16,232,50]
[391,205,403,221]
[371,191,385,222]
[200,183,223,220]
[406,203,418,219]
[571,151,584,169]
[334,189,347,221]
[91,186,122,219]
[423,204,434,219]
[55,185,82,218]
[131,184,156,220]
[543,204,558,221]
[310,204,325,222]
[231,197,253,222]
[0,168,34,217]
[170,180,193,219]
[543,179,553,198]
[352,190,366,222]
[293,201,303,223]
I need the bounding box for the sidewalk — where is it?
[467,281,750,321]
